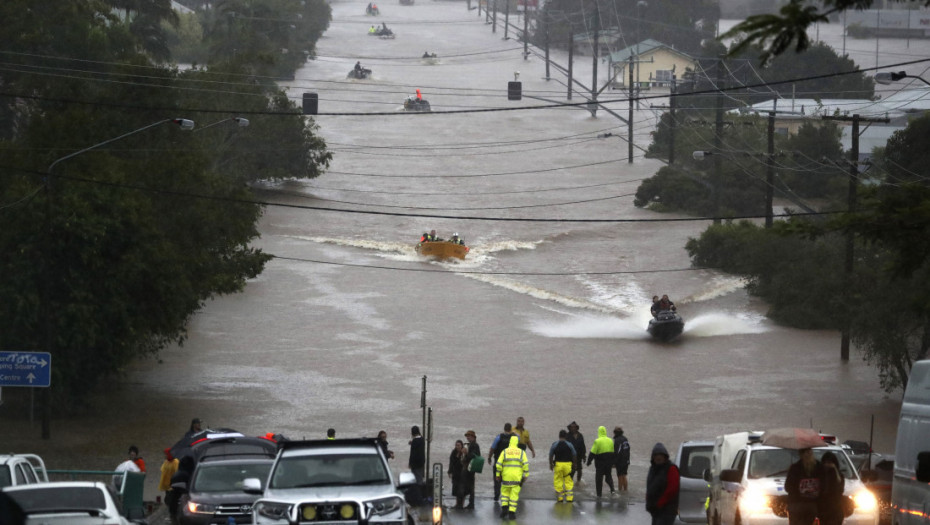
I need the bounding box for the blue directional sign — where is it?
[0,351,51,387]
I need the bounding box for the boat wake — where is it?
[285,235,544,268]
[462,274,617,313]
[529,310,768,340]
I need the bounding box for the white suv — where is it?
[708,438,879,525]
[243,438,417,525]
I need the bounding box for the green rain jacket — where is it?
[587,426,616,469]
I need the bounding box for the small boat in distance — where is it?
[648,310,685,341]
[416,241,468,260]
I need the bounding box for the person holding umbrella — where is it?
[762,428,828,525]
[784,447,825,525]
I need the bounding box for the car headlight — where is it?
[741,488,771,514]
[186,501,217,514]
[366,496,404,517]
[254,500,293,520]
[854,490,878,512]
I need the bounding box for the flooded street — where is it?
[2,0,919,507]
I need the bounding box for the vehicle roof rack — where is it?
[279,438,380,451]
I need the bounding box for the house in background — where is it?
[608,39,696,90]
[571,27,622,56]
[734,87,930,161]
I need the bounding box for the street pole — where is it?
[523,2,529,59]
[40,118,194,439]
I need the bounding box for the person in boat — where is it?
[657,294,676,313]
[449,233,464,245]
[354,61,363,74]
[369,25,377,34]
[420,231,434,242]
[650,295,660,318]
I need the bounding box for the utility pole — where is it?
[822,113,889,361]
[523,1,529,59]
[669,75,676,165]
[567,29,573,100]
[544,10,550,78]
[713,58,725,224]
[842,115,860,362]
[492,0,497,33]
[591,4,599,117]
[628,52,634,163]
[765,111,775,228]
[504,0,510,38]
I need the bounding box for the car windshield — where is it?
[748,449,857,480]
[6,486,106,512]
[192,461,273,492]
[270,453,389,489]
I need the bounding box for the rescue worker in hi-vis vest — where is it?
[496,435,529,519]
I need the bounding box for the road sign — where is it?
[0,351,51,387]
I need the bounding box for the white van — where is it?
[892,359,930,525]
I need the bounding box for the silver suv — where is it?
[243,438,417,525]
[0,454,49,488]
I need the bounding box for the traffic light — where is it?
[508,81,522,101]
[303,92,318,115]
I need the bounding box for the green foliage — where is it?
[736,42,875,101]
[721,0,930,64]
[686,220,846,329]
[0,0,331,407]
[165,12,207,64]
[778,121,847,200]
[683,114,930,392]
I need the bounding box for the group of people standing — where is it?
[437,420,682,525]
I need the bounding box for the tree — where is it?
[721,0,930,64]
[0,0,331,410]
[733,42,875,102]
[683,115,930,392]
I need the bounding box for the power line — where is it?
[3,164,849,222]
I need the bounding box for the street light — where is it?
[193,117,249,133]
[692,150,712,160]
[874,71,930,87]
[40,117,194,439]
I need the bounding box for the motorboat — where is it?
[648,310,684,341]
[416,241,468,259]
[404,96,430,112]
[347,67,372,79]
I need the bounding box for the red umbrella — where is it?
[761,428,829,449]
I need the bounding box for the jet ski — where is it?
[648,310,684,341]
